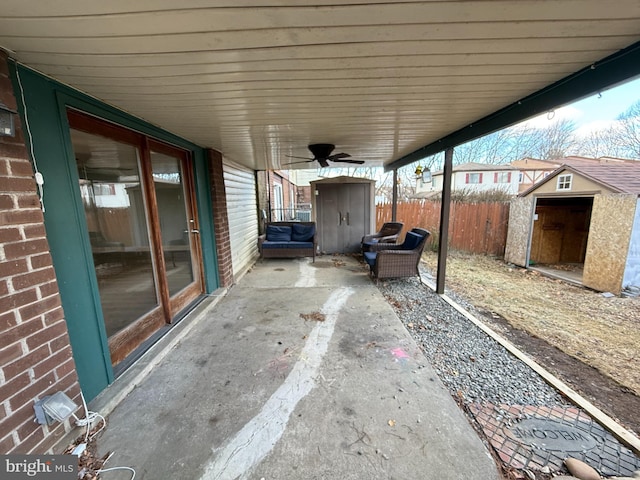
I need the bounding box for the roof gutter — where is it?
[386,41,640,172]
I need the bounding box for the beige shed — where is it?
[504,162,640,294]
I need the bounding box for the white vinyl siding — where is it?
[223,160,259,277]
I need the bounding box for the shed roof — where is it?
[520,162,640,196]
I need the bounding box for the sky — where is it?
[317,74,640,176]
[521,75,640,136]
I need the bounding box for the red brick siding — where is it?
[207,149,234,288]
[0,51,81,454]
[263,171,306,221]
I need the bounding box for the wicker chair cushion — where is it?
[401,231,423,250]
[266,225,292,241]
[363,251,377,267]
[291,223,316,242]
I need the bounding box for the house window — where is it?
[494,172,512,183]
[557,174,572,191]
[273,183,284,220]
[93,183,116,195]
[518,172,524,183]
[465,172,482,184]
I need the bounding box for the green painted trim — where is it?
[9,64,113,399]
[192,150,219,292]
[388,41,640,171]
[9,62,220,400]
[55,93,115,383]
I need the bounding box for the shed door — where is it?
[223,160,259,277]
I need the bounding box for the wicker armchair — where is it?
[361,222,404,252]
[363,228,430,279]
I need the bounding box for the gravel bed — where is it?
[376,270,571,408]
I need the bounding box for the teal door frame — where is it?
[10,62,220,400]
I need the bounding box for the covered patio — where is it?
[90,256,499,479]
[2,0,640,460]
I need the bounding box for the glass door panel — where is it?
[150,151,195,296]
[68,110,205,367]
[71,129,160,341]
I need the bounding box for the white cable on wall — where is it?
[14,63,45,212]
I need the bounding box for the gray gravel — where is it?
[375,269,570,408]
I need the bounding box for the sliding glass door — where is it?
[68,110,204,365]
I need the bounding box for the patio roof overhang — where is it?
[1,1,640,172]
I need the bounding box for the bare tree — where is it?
[527,118,577,159]
[574,126,621,158]
[450,119,577,165]
[453,129,516,165]
[613,100,640,158]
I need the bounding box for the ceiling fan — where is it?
[285,144,364,168]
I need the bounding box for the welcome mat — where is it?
[468,403,640,477]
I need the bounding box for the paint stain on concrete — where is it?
[294,258,316,287]
[391,348,410,360]
[200,287,353,480]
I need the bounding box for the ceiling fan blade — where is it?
[283,159,314,166]
[318,158,330,168]
[333,159,365,164]
[285,154,314,160]
[327,152,351,161]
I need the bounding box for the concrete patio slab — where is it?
[94,256,499,479]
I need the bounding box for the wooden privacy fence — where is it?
[376,200,510,256]
[85,207,133,245]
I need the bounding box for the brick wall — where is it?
[0,52,81,453]
[256,171,269,233]
[261,171,309,221]
[207,149,234,288]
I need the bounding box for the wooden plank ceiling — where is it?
[1,1,640,171]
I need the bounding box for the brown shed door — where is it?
[68,111,204,366]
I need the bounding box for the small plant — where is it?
[426,231,439,252]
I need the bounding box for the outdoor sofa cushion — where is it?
[291,223,316,242]
[261,241,314,249]
[259,221,317,261]
[266,225,292,242]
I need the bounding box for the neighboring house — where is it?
[416,162,519,196]
[510,158,558,193]
[505,162,640,294]
[265,170,312,222]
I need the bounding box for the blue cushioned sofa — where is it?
[258,222,317,261]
